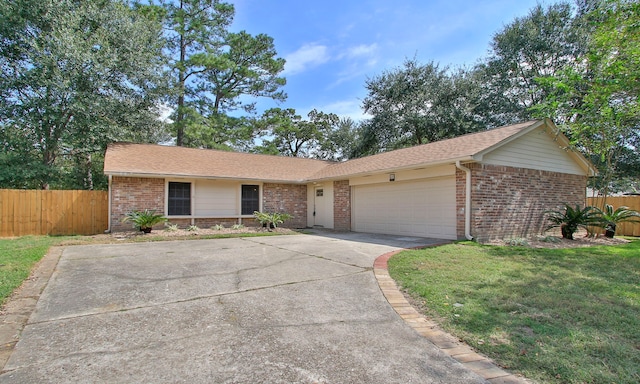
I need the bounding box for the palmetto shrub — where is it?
[122,209,167,233]
[253,211,292,231]
[545,204,598,240]
[591,204,640,237]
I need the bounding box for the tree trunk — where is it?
[176,0,186,147]
[176,92,185,146]
[604,223,616,238]
[85,153,94,190]
[41,147,56,190]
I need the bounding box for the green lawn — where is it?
[388,240,640,384]
[0,236,64,305]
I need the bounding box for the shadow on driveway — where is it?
[304,228,452,249]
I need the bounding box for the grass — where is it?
[388,239,640,384]
[0,236,65,305]
[0,230,298,306]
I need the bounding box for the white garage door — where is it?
[352,176,457,239]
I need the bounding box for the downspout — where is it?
[105,175,112,234]
[455,161,473,241]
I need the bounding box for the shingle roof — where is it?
[103,143,333,182]
[309,120,541,179]
[104,120,544,182]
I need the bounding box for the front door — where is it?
[314,187,325,227]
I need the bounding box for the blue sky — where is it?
[230,0,544,121]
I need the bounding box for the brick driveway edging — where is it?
[374,249,531,384]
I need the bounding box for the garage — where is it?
[352,176,457,239]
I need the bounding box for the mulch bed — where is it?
[488,229,630,248]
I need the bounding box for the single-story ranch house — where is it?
[104,119,595,242]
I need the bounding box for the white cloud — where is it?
[327,43,380,88]
[342,43,378,60]
[283,44,330,75]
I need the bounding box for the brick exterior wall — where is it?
[262,183,307,228]
[162,218,256,229]
[111,163,586,239]
[194,218,246,228]
[110,176,165,232]
[333,180,351,231]
[455,169,467,240]
[457,164,587,242]
[110,178,308,232]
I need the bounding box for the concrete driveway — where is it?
[1,232,487,383]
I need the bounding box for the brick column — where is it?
[333,180,351,231]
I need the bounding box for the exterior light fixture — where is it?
[389,173,395,182]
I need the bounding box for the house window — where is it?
[241,185,260,215]
[316,189,323,197]
[168,182,191,215]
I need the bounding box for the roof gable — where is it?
[480,120,593,175]
[307,120,542,180]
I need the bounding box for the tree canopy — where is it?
[158,0,234,146]
[156,0,286,147]
[356,0,639,193]
[0,0,168,189]
[252,108,341,159]
[358,59,501,155]
[1,0,638,193]
[484,2,588,113]
[532,0,640,194]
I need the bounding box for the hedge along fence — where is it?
[587,196,640,237]
[0,189,109,237]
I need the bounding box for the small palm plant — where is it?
[545,204,598,240]
[592,204,640,238]
[253,211,292,231]
[122,209,167,233]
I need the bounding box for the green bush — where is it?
[539,235,561,243]
[544,204,598,240]
[253,211,292,231]
[122,209,167,233]
[591,204,640,237]
[504,238,529,246]
[164,223,179,231]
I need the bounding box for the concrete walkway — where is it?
[1,232,492,383]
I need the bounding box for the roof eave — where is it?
[103,171,309,184]
[306,156,479,182]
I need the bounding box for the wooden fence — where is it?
[0,189,108,237]
[587,196,640,237]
